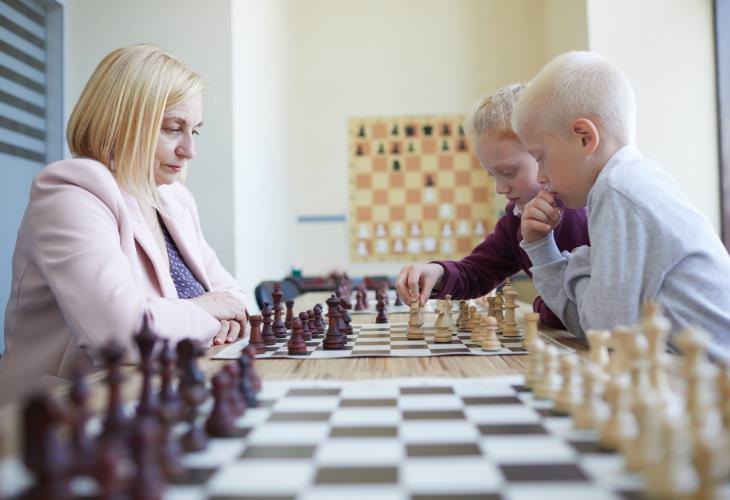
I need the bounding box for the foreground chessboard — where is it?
[213,322,571,361]
[0,376,691,500]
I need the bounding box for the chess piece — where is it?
[224,363,247,417]
[288,316,308,354]
[130,417,166,500]
[157,339,183,479]
[271,283,287,338]
[100,340,129,441]
[314,303,327,334]
[261,303,276,345]
[523,312,540,349]
[407,301,425,340]
[480,315,501,351]
[306,310,318,339]
[526,336,545,390]
[134,317,160,419]
[394,292,403,306]
[68,363,94,475]
[248,314,266,353]
[554,354,580,414]
[599,376,637,450]
[354,287,367,311]
[533,345,559,400]
[444,294,457,336]
[339,298,353,336]
[457,301,469,331]
[300,311,312,341]
[205,371,236,437]
[467,305,481,333]
[622,387,662,472]
[238,348,259,407]
[434,301,452,343]
[177,339,208,452]
[573,362,608,429]
[323,295,346,349]
[285,299,295,330]
[586,329,610,372]
[375,296,388,324]
[608,325,635,380]
[22,394,70,500]
[640,301,672,403]
[645,416,698,498]
[500,280,522,338]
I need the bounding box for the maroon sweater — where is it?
[432,202,589,329]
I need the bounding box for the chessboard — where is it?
[0,376,675,500]
[212,321,569,361]
[348,115,498,262]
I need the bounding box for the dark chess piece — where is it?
[22,394,70,500]
[442,123,451,136]
[261,302,277,345]
[338,298,353,337]
[157,341,184,480]
[177,339,208,452]
[378,283,390,305]
[130,417,166,500]
[271,282,287,339]
[285,300,295,330]
[395,293,403,306]
[442,139,450,151]
[375,296,388,324]
[69,363,94,475]
[100,340,128,441]
[224,363,247,417]
[288,317,308,355]
[358,125,366,137]
[237,349,259,407]
[248,314,266,353]
[205,371,236,437]
[243,344,262,393]
[323,295,346,350]
[300,311,312,341]
[354,288,366,311]
[306,310,318,339]
[314,304,327,335]
[134,317,160,419]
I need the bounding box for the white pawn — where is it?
[527,337,546,391]
[645,416,698,499]
[434,302,452,343]
[481,315,501,352]
[533,345,559,401]
[599,376,636,450]
[466,305,480,333]
[554,354,580,414]
[622,389,662,472]
[573,363,607,430]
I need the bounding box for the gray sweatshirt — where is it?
[521,144,730,360]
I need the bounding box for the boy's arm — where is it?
[521,188,648,336]
[432,214,522,299]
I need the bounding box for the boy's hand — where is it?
[395,263,444,306]
[521,191,562,243]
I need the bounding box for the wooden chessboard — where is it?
[348,115,498,262]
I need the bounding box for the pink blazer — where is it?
[0,158,246,405]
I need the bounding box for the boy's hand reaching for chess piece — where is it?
[521,190,563,243]
[396,263,444,307]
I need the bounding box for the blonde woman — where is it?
[0,45,247,404]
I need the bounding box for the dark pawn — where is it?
[375,296,388,324]
[130,418,166,500]
[205,372,236,437]
[100,340,129,441]
[157,340,184,480]
[288,317,308,355]
[271,282,287,338]
[68,363,94,475]
[177,339,208,452]
[224,363,247,417]
[285,300,295,330]
[314,304,327,335]
[261,303,277,345]
[338,298,353,336]
[395,293,403,306]
[248,314,266,354]
[243,344,263,394]
[300,311,312,341]
[354,288,367,311]
[22,394,70,500]
[307,310,318,338]
[323,295,346,350]
[237,349,259,407]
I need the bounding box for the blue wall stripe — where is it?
[297,214,347,223]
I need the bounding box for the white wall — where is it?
[587,0,720,230]
[67,0,237,271]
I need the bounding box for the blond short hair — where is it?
[464,83,525,141]
[512,51,636,144]
[67,45,205,205]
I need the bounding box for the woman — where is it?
[0,45,247,405]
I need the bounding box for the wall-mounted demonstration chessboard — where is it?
[348,115,498,262]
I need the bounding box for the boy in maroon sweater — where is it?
[395,84,589,329]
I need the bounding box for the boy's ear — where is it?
[572,118,600,155]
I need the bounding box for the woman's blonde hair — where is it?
[464,83,525,141]
[67,44,205,205]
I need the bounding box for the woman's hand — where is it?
[395,263,445,306]
[190,291,246,321]
[212,318,247,345]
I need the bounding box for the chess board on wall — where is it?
[348,115,497,262]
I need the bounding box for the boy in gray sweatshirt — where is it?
[512,51,730,360]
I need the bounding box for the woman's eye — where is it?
[164,128,180,133]
[192,130,200,136]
